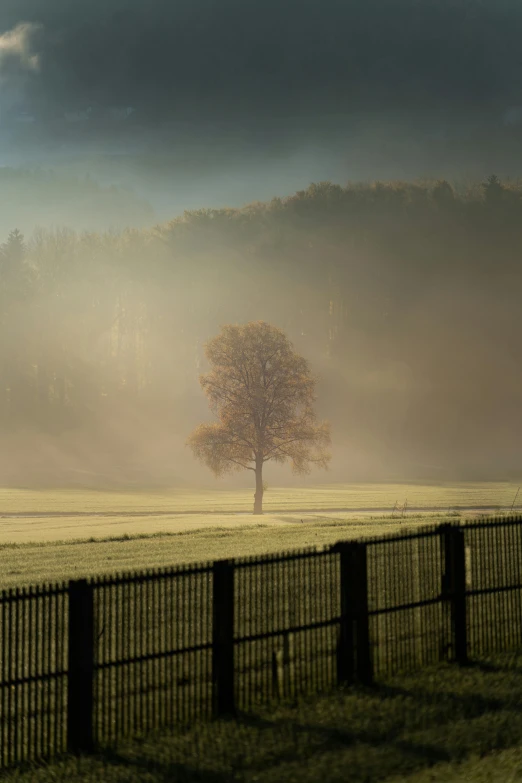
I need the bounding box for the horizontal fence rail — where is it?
[0,514,521,769]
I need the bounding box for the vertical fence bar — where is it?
[31,588,37,761]
[21,588,27,763]
[515,521,522,649]
[271,560,280,701]
[140,575,147,734]
[13,588,20,764]
[109,578,116,742]
[6,589,13,767]
[1,592,5,768]
[123,579,130,739]
[441,525,468,665]
[132,577,138,734]
[187,569,193,721]
[212,559,235,718]
[47,589,54,759]
[53,589,59,755]
[176,572,183,724]
[440,525,451,661]
[159,575,165,730]
[336,542,372,685]
[67,579,94,754]
[452,527,468,665]
[353,542,373,685]
[37,586,45,759]
[336,542,355,686]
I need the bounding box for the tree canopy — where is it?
[187,321,331,513]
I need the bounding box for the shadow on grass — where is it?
[101,663,522,782]
[4,659,522,782]
[90,746,234,783]
[463,655,522,673]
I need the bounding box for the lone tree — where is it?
[187,321,331,514]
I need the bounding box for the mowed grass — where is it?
[4,654,522,782]
[0,481,520,515]
[0,513,465,589]
[0,478,520,588]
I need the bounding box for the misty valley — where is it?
[1,176,521,489]
[1,172,522,783]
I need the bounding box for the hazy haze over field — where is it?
[0,1,521,489]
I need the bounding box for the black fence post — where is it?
[212,559,235,718]
[336,542,355,686]
[67,579,95,754]
[336,541,373,686]
[353,542,373,685]
[441,525,468,666]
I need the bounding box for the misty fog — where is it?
[1,176,521,489]
[0,1,521,489]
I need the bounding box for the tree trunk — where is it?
[254,456,263,515]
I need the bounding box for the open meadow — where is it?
[1,481,520,517]
[0,481,520,588]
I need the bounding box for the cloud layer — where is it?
[1,2,521,123]
[0,22,41,77]
[0,1,521,171]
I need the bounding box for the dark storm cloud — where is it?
[1,0,522,141]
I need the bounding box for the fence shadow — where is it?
[89,663,522,783]
[90,746,234,783]
[7,660,522,782]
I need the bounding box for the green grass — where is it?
[0,513,465,588]
[3,654,522,782]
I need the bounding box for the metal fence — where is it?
[1,515,521,769]
[0,583,69,768]
[91,562,214,749]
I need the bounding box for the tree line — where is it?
[1,175,521,484]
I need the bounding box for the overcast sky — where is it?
[1,1,522,186]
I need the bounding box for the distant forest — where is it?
[0,176,521,486]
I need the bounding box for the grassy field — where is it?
[0,480,519,587]
[3,654,522,782]
[0,481,520,515]
[0,512,467,588]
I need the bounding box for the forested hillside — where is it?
[1,177,520,486]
